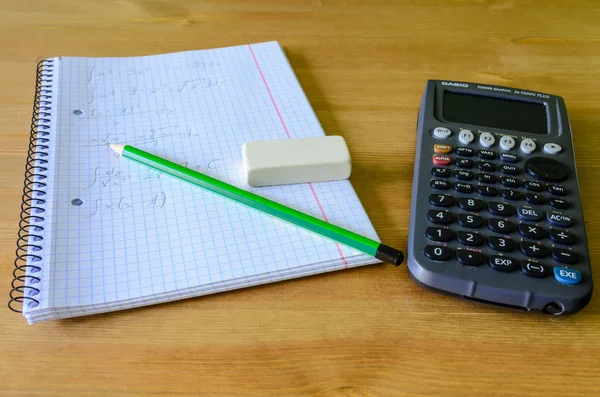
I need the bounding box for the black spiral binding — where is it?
[9,59,55,313]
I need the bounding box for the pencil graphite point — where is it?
[109,144,125,155]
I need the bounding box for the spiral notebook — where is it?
[11,41,381,324]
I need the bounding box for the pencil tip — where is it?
[109,144,125,155]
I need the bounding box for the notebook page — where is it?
[45,41,380,310]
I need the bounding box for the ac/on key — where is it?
[547,211,572,227]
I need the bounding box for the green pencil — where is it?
[110,144,404,266]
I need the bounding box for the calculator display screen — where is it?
[442,91,548,134]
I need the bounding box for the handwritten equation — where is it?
[85,192,167,219]
[88,60,221,82]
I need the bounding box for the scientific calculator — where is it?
[407,80,593,315]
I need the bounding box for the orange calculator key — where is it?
[434,144,453,154]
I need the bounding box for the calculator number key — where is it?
[424,245,453,261]
[427,210,453,225]
[459,198,485,212]
[457,231,484,247]
[488,202,514,217]
[429,194,454,207]
[488,218,514,234]
[457,214,484,229]
[488,236,515,252]
[425,227,453,242]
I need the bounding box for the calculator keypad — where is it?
[422,132,583,287]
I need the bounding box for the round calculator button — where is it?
[517,206,544,222]
[525,193,546,205]
[456,250,484,266]
[553,267,582,285]
[433,127,452,139]
[459,197,485,212]
[549,197,569,210]
[518,223,546,240]
[547,184,568,196]
[488,218,514,234]
[500,176,520,188]
[430,179,451,190]
[427,210,453,225]
[477,161,497,172]
[520,138,537,154]
[455,158,475,169]
[501,189,521,201]
[433,154,452,166]
[520,241,548,258]
[500,136,515,151]
[477,185,497,197]
[457,231,484,247]
[521,261,548,278]
[431,167,451,178]
[489,255,519,272]
[454,170,474,181]
[551,248,578,265]
[425,227,453,242]
[524,180,544,192]
[477,150,496,160]
[543,143,562,155]
[455,147,475,157]
[424,245,453,261]
[549,230,575,246]
[458,129,474,144]
[457,214,484,229]
[547,211,572,227]
[488,202,514,217]
[524,157,569,182]
[454,182,475,194]
[479,132,495,148]
[488,236,516,252]
[500,153,518,163]
[477,172,497,184]
[429,194,454,207]
[500,164,519,175]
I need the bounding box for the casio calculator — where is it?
[407,80,593,315]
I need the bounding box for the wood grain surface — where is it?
[1,1,600,396]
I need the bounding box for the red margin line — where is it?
[248,44,348,267]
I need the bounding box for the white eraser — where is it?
[242,136,352,187]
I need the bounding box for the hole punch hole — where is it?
[71,198,84,206]
[73,109,84,115]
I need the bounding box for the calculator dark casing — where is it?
[407,80,593,314]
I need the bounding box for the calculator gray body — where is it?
[407,80,593,314]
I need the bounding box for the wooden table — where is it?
[1,1,599,396]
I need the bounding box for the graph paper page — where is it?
[45,41,380,310]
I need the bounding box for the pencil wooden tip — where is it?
[109,144,125,155]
